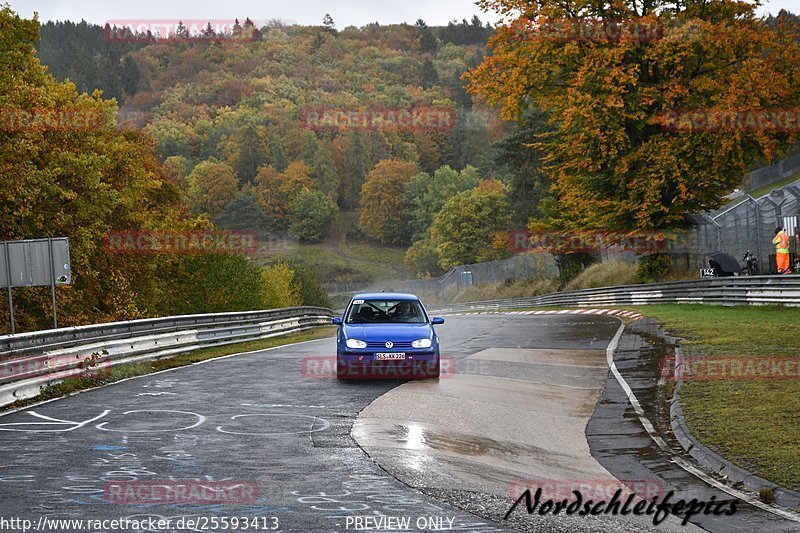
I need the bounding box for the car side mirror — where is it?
[432,317,445,325]
[331,317,342,325]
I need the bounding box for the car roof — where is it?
[352,293,419,301]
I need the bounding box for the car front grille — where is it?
[366,341,413,349]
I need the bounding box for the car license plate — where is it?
[375,353,406,360]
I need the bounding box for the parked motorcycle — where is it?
[741,250,760,276]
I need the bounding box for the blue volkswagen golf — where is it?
[332,293,444,379]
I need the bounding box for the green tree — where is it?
[404,165,481,242]
[431,180,510,267]
[36,20,147,103]
[311,144,339,200]
[285,262,332,308]
[404,236,445,278]
[323,14,337,35]
[120,55,142,96]
[419,59,439,89]
[234,124,267,185]
[214,193,272,237]
[186,158,239,217]
[163,155,189,190]
[165,254,264,315]
[416,19,438,53]
[489,108,551,228]
[261,263,301,308]
[449,107,494,172]
[172,21,188,39]
[339,133,371,209]
[288,188,338,242]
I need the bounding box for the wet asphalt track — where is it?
[0,314,797,532]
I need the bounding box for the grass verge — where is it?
[254,211,408,284]
[564,260,638,291]
[451,278,559,303]
[257,239,405,284]
[627,304,800,490]
[442,302,800,489]
[4,326,336,412]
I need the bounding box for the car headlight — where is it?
[346,339,367,349]
[412,338,432,348]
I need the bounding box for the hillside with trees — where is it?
[0,7,330,333]
[35,14,531,281]
[21,3,800,311]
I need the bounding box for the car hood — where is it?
[342,323,433,342]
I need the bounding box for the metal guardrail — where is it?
[0,307,334,408]
[434,275,800,313]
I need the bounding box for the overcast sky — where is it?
[8,0,798,27]
[9,0,489,27]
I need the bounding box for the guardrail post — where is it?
[3,241,14,334]
[48,238,58,329]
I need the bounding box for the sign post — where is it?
[48,238,58,329]
[4,241,13,334]
[0,238,71,334]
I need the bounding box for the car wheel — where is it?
[336,359,346,380]
[429,358,440,379]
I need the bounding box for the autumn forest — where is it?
[2,2,800,332]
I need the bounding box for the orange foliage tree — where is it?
[468,0,800,230]
[358,159,419,245]
[254,161,316,227]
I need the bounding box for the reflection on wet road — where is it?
[355,314,701,531]
[0,335,510,532]
[0,313,796,532]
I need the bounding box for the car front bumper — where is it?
[336,349,439,379]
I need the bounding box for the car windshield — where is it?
[346,299,428,324]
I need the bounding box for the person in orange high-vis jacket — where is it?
[773,227,790,274]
